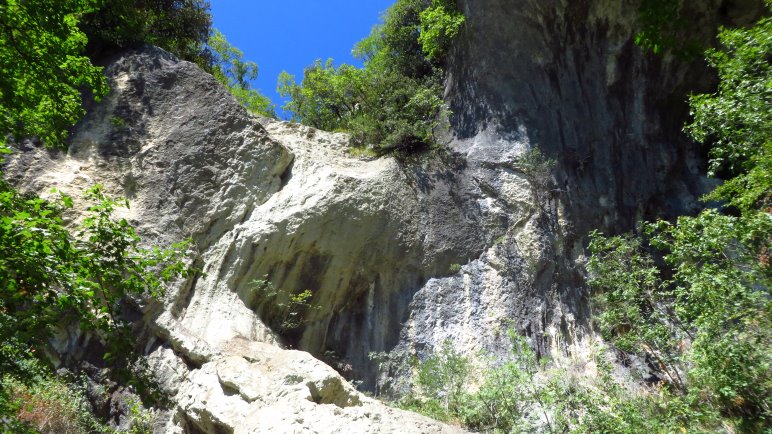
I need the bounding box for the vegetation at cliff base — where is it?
[1,0,196,431]
[278,0,464,154]
[583,11,771,431]
[373,331,701,433]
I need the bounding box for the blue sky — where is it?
[211,1,395,118]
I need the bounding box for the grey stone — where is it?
[6,46,465,433]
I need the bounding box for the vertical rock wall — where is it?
[389,0,762,379]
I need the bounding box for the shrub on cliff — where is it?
[80,0,213,66]
[0,0,191,429]
[278,0,463,154]
[209,30,275,118]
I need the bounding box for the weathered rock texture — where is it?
[395,0,763,365]
[5,0,763,431]
[5,48,464,433]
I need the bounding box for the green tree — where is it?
[634,0,701,57]
[687,13,772,212]
[79,0,213,66]
[278,0,461,154]
[209,29,275,117]
[360,0,431,78]
[415,340,470,417]
[587,233,686,390]
[0,180,191,430]
[0,0,108,149]
[460,334,544,432]
[278,59,367,131]
[352,69,444,152]
[418,0,465,61]
[278,58,444,153]
[0,0,192,428]
[588,212,771,431]
[588,7,772,431]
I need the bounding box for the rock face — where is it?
[394,0,763,367]
[5,48,464,433]
[5,1,762,431]
[151,338,462,433]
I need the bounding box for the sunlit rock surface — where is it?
[6,47,464,433]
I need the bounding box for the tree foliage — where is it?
[278,0,462,154]
[458,333,562,433]
[687,14,772,212]
[414,340,469,417]
[354,0,431,78]
[634,0,702,57]
[418,0,465,61]
[0,0,109,149]
[0,172,191,429]
[278,60,367,132]
[209,30,275,118]
[80,0,212,66]
[587,6,772,432]
[0,0,193,428]
[588,213,771,431]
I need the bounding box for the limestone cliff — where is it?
[4,0,763,432]
[5,48,463,433]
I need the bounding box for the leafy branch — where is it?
[251,277,321,334]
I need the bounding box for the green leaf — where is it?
[61,194,73,209]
